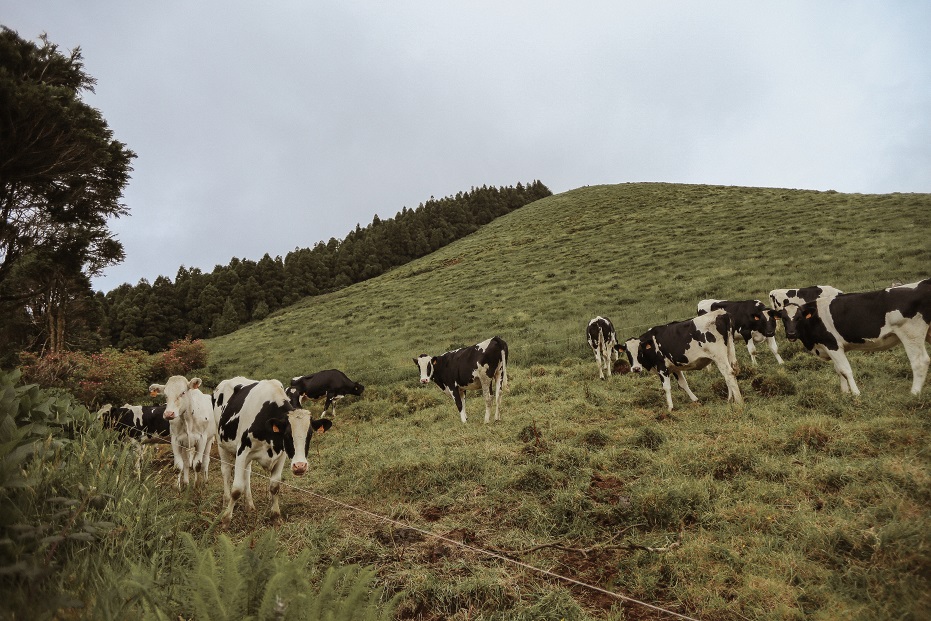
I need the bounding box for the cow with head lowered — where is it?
[587,316,619,379]
[697,299,782,365]
[214,378,331,525]
[778,279,931,396]
[149,376,216,489]
[617,309,743,411]
[414,336,509,424]
[287,369,364,417]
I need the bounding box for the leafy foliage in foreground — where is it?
[0,370,398,619]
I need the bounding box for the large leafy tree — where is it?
[0,27,134,355]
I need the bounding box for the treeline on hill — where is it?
[0,182,550,363]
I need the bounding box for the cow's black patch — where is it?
[104,404,169,439]
[288,369,365,409]
[219,382,259,442]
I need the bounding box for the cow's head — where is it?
[754,306,778,338]
[616,337,657,373]
[776,303,813,341]
[279,408,334,476]
[349,381,365,396]
[150,376,202,421]
[414,354,436,384]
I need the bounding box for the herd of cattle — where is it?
[100,279,929,523]
[588,279,931,411]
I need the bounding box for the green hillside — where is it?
[204,183,931,620]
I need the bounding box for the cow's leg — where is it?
[200,434,214,485]
[453,388,467,423]
[673,371,699,403]
[267,456,286,523]
[481,377,494,424]
[895,327,930,395]
[243,461,256,511]
[766,336,785,364]
[593,348,605,380]
[230,451,252,508]
[825,349,860,395]
[220,449,238,526]
[658,371,675,411]
[713,358,744,405]
[745,339,759,366]
[325,395,334,417]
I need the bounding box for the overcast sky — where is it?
[6,2,931,292]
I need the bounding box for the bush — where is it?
[150,336,209,380]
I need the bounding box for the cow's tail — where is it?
[500,344,509,393]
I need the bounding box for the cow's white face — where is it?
[150,376,202,421]
[414,355,434,384]
[288,409,311,476]
[619,338,644,372]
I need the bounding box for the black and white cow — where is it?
[587,317,619,380]
[100,403,170,441]
[769,285,843,310]
[99,403,170,475]
[287,369,365,416]
[149,376,216,489]
[697,299,783,365]
[778,279,931,396]
[214,378,331,525]
[616,309,743,411]
[414,336,509,424]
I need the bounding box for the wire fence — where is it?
[107,416,701,621]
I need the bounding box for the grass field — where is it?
[189,183,931,620]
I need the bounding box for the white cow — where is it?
[149,376,216,489]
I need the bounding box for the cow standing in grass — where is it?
[214,378,331,525]
[149,376,216,489]
[697,299,782,365]
[587,316,619,379]
[414,336,509,424]
[779,279,931,396]
[617,310,742,411]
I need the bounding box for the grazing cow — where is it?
[99,403,170,475]
[697,299,783,365]
[287,369,365,416]
[587,317,619,379]
[100,403,170,441]
[149,376,216,489]
[778,279,931,395]
[617,309,743,411]
[215,378,331,525]
[414,336,509,424]
[769,285,843,310]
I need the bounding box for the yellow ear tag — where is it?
[805,312,812,319]
[272,424,280,433]
[149,390,158,397]
[645,343,652,350]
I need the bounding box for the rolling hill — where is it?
[203,183,931,620]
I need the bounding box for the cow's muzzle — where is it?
[631,366,643,373]
[291,461,308,476]
[420,379,430,384]
[163,410,176,420]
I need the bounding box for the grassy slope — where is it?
[203,183,931,620]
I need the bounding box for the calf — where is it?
[287,369,365,416]
[697,299,783,365]
[587,316,619,379]
[215,378,331,525]
[414,336,509,423]
[617,309,743,411]
[779,279,931,395]
[149,376,216,489]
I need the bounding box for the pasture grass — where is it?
[189,183,931,619]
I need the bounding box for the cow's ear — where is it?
[189,377,202,390]
[431,356,439,366]
[752,314,760,321]
[149,384,164,397]
[412,357,418,365]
